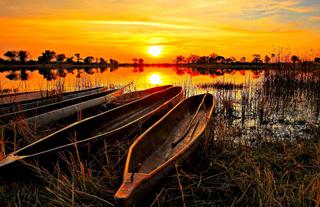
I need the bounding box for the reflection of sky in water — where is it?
[0,67,263,93]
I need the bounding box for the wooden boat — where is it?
[0,87,115,125]
[0,87,105,115]
[0,90,42,98]
[114,93,214,207]
[0,90,51,105]
[0,85,172,152]
[0,87,184,180]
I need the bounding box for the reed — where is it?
[0,67,319,206]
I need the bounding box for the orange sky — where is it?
[0,0,320,62]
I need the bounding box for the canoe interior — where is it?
[128,93,214,174]
[109,85,171,106]
[12,87,183,157]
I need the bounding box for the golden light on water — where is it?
[149,73,162,85]
[148,46,162,57]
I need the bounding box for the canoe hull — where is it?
[114,93,214,207]
[0,87,184,182]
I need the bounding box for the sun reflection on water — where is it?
[149,73,162,85]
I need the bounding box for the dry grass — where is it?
[0,67,319,206]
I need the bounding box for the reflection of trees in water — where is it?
[173,67,200,77]
[57,69,67,78]
[132,66,144,73]
[84,68,95,75]
[5,69,31,81]
[110,66,118,72]
[39,69,58,81]
[99,67,107,73]
[6,71,19,80]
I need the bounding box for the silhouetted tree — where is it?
[209,53,218,63]
[186,54,200,64]
[240,57,246,63]
[84,56,94,64]
[109,58,119,66]
[74,53,81,62]
[174,55,185,64]
[38,50,56,63]
[225,57,236,64]
[291,55,300,64]
[66,57,74,63]
[18,50,29,62]
[99,58,106,64]
[138,58,144,65]
[215,56,225,63]
[56,54,66,62]
[252,54,262,64]
[4,51,17,61]
[197,56,209,64]
[315,57,320,63]
[264,55,271,64]
[132,58,138,64]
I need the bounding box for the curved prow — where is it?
[115,93,214,206]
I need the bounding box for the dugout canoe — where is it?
[114,93,214,207]
[0,86,184,177]
[0,87,116,125]
[0,90,52,106]
[0,87,105,115]
[1,83,129,132]
[0,85,172,152]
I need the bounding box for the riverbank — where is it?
[1,62,319,71]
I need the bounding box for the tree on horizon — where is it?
[18,50,29,62]
[4,51,17,62]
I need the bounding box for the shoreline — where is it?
[0,63,319,71]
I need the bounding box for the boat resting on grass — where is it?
[0,86,184,181]
[0,87,115,125]
[1,85,172,152]
[0,87,105,115]
[0,90,52,106]
[114,93,214,207]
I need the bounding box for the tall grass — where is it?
[0,67,319,206]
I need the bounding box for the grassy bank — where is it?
[0,68,319,206]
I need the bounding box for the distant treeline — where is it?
[0,50,320,68]
[173,53,320,65]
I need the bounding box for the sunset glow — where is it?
[0,1,319,62]
[148,46,163,57]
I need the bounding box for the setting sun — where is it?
[149,73,162,85]
[148,46,163,57]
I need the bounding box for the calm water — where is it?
[0,67,262,93]
[0,66,319,141]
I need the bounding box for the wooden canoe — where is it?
[0,87,184,180]
[0,85,172,152]
[0,87,115,125]
[0,90,51,105]
[114,93,214,207]
[0,87,105,115]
